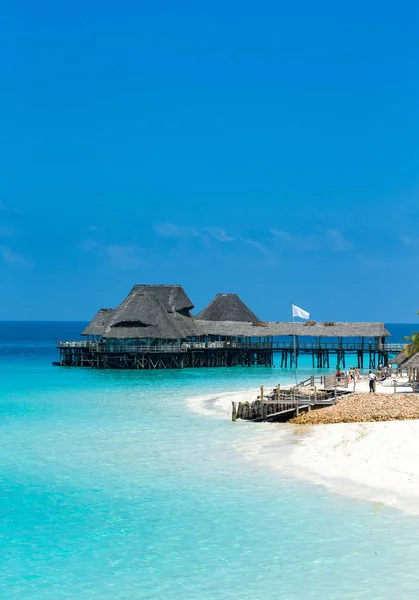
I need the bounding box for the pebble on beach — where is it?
[290,393,419,425]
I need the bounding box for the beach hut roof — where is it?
[194,320,390,338]
[196,293,261,323]
[173,312,200,337]
[389,350,408,365]
[131,284,194,315]
[104,291,185,339]
[403,352,419,369]
[82,309,114,336]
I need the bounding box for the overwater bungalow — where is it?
[56,284,398,370]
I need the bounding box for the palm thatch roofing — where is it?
[196,293,260,323]
[390,350,408,365]
[194,320,390,338]
[104,290,185,339]
[132,284,194,315]
[82,309,114,336]
[403,352,419,369]
[81,284,390,340]
[172,312,200,337]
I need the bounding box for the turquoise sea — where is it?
[1,322,419,599]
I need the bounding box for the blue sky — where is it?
[1,0,418,322]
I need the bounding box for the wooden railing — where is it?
[296,375,324,388]
[57,340,406,353]
[58,341,186,353]
[322,373,349,389]
[271,341,405,351]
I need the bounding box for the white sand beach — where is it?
[188,378,419,515]
[239,419,419,515]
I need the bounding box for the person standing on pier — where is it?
[369,371,376,392]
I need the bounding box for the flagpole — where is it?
[291,302,298,385]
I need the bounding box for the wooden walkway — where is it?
[56,340,404,371]
[232,376,352,422]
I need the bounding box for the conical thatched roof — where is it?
[104,291,185,339]
[82,309,114,336]
[132,284,193,315]
[196,293,260,323]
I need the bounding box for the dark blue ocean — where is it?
[0,321,418,599]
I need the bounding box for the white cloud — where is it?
[269,228,320,251]
[154,221,269,255]
[270,227,353,252]
[79,238,143,270]
[0,245,29,267]
[154,222,199,239]
[106,245,143,270]
[238,236,268,254]
[205,227,236,242]
[204,227,268,253]
[325,228,353,251]
[79,239,103,253]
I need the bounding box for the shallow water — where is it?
[1,322,419,599]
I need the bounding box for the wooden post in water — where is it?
[260,385,264,402]
[294,387,299,416]
[232,402,237,422]
[277,384,280,401]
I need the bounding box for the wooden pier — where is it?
[276,341,395,370]
[56,339,403,370]
[232,376,351,422]
[55,283,401,371]
[56,341,274,369]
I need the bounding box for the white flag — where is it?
[292,304,310,319]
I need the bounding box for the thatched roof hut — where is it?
[403,352,419,369]
[196,293,260,323]
[390,350,408,365]
[82,309,114,336]
[104,290,185,339]
[82,284,197,339]
[81,283,390,342]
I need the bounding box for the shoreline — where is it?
[185,388,260,419]
[187,386,419,515]
[238,420,419,515]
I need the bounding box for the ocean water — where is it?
[0,322,419,599]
